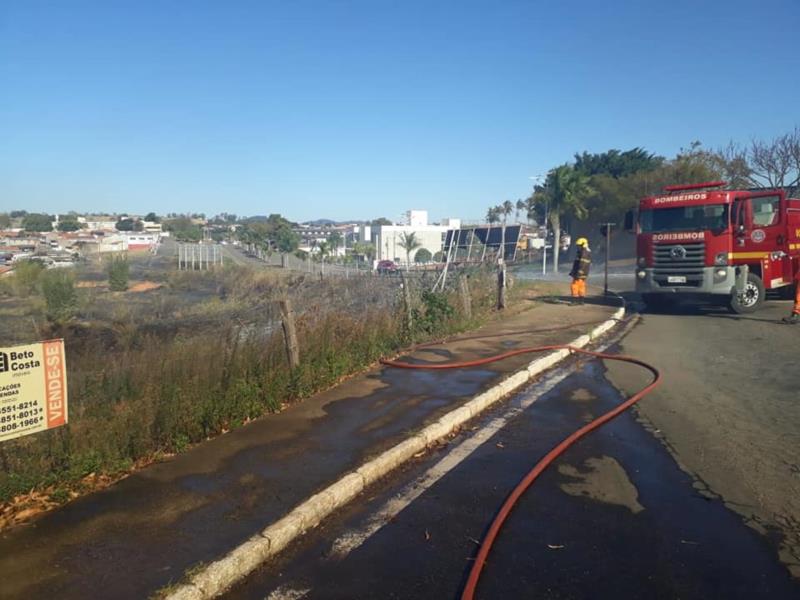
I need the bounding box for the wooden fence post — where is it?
[459,274,472,318]
[278,298,300,370]
[497,262,506,310]
[400,271,413,332]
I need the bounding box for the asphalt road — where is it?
[223,274,800,599]
[606,276,800,580]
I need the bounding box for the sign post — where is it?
[0,339,68,443]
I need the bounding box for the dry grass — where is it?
[0,261,511,527]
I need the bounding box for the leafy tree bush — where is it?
[412,291,455,335]
[11,260,45,296]
[22,213,54,232]
[107,255,130,291]
[0,213,10,228]
[115,218,143,232]
[414,248,432,263]
[163,217,202,241]
[57,215,83,232]
[40,269,78,323]
[275,226,300,253]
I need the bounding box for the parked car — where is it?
[376,260,398,274]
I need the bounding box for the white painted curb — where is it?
[165,305,625,599]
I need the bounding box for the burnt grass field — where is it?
[0,249,504,526]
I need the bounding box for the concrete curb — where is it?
[165,305,625,599]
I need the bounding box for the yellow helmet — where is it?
[576,237,588,247]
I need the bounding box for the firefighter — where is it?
[569,237,591,304]
[781,278,799,324]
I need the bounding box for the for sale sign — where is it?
[0,339,68,442]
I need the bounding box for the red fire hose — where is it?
[380,339,661,600]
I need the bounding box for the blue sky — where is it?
[1,0,798,223]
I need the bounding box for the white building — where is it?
[441,218,461,229]
[78,218,118,231]
[123,232,160,250]
[372,225,448,264]
[407,210,428,228]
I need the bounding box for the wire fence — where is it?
[0,258,503,503]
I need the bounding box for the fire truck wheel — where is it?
[729,273,765,314]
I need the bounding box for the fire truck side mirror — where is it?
[623,210,635,232]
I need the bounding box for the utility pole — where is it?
[541,198,549,276]
[601,222,616,296]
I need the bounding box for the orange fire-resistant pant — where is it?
[570,278,587,298]
[794,283,800,315]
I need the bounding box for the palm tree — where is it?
[327,231,342,260]
[499,201,513,262]
[543,164,593,272]
[486,207,500,224]
[515,199,525,223]
[316,240,329,275]
[398,231,422,270]
[525,196,538,225]
[501,200,513,224]
[317,240,329,260]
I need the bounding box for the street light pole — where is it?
[542,198,549,276]
[601,222,615,295]
[528,174,547,276]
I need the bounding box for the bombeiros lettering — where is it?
[652,232,704,242]
[652,193,708,204]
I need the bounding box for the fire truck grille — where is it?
[652,242,705,287]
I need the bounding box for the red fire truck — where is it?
[626,181,800,313]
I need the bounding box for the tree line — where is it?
[485,127,800,271]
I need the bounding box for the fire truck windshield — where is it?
[640,204,729,233]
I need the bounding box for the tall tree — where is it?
[116,218,143,232]
[398,231,422,269]
[501,200,513,224]
[327,231,343,258]
[275,226,300,253]
[22,213,54,232]
[317,240,329,261]
[746,127,800,189]
[486,206,500,224]
[525,196,540,225]
[353,241,375,261]
[515,199,525,223]
[574,147,663,178]
[57,215,83,232]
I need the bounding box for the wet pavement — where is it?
[0,290,615,599]
[224,358,800,600]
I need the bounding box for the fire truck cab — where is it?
[627,181,800,313]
